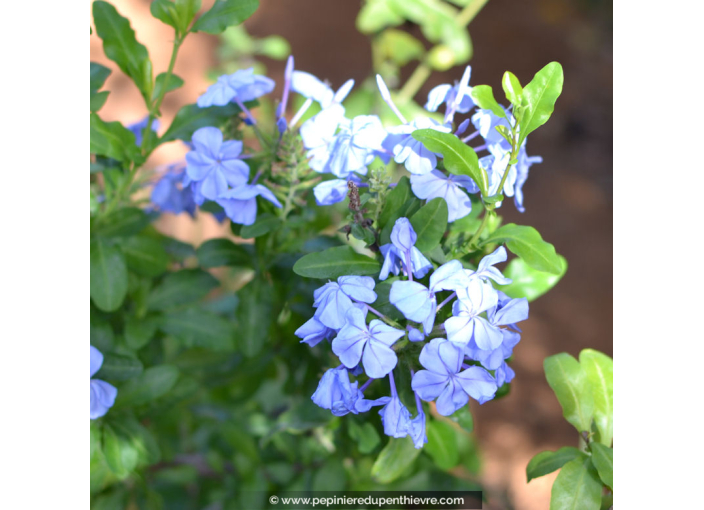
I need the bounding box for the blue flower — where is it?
[321,115,387,178]
[313,179,349,206]
[411,338,497,415]
[425,66,474,120]
[408,410,428,448]
[379,394,413,438]
[312,366,390,416]
[389,260,469,334]
[445,280,502,349]
[90,346,117,420]
[465,329,521,371]
[471,107,514,149]
[332,307,405,378]
[379,218,432,281]
[513,146,543,213]
[410,171,478,222]
[295,316,335,347]
[127,116,159,146]
[465,247,512,285]
[217,182,282,226]
[407,326,425,342]
[291,71,354,109]
[313,276,377,329]
[185,127,250,201]
[382,118,451,175]
[495,362,516,387]
[151,167,196,217]
[197,68,275,108]
[300,104,345,173]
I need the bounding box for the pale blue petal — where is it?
[456,366,497,403]
[389,281,432,323]
[418,338,450,375]
[390,217,417,252]
[338,275,377,303]
[411,370,449,401]
[429,260,469,293]
[368,321,404,347]
[435,379,469,416]
[362,340,397,378]
[90,379,117,419]
[90,345,103,378]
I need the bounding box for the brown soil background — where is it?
[90,1,613,508]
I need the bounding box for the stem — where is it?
[359,378,374,393]
[364,304,401,329]
[436,292,457,312]
[142,34,183,155]
[388,369,398,398]
[456,0,491,26]
[468,210,492,247]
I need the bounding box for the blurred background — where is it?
[90,0,612,507]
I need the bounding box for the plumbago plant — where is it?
[89,0,590,508]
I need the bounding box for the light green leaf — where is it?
[150,0,180,29]
[356,0,404,34]
[544,353,594,432]
[90,113,140,164]
[579,349,613,446]
[293,246,381,279]
[196,238,252,267]
[470,85,506,118]
[482,223,563,274]
[191,0,259,34]
[378,29,425,66]
[161,308,235,351]
[371,437,420,484]
[124,316,159,350]
[412,129,488,196]
[424,420,460,470]
[526,447,585,482]
[122,236,169,277]
[499,255,567,301]
[151,72,184,103]
[502,71,523,106]
[174,0,202,32]
[92,1,153,103]
[116,365,179,406]
[589,443,613,490]
[550,457,602,510]
[147,269,218,310]
[409,197,448,252]
[378,176,412,230]
[102,424,139,478]
[240,213,281,239]
[90,239,128,312]
[519,62,564,146]
[93,207,151,238]
[348,420,381,454]
[449,405,474,433]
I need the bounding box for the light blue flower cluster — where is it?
[299,65,543,216]
[300,218,528,447]
[90,346,117,420]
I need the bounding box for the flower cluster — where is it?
[300,218,528,447]
[297,65,543,217]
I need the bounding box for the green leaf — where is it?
[409,198,448,252]
[424,420,460,470]
[240,213,281,239]
[161,308,235,351]
[94,353,144,381]
[579,349,613,446]
[176,0,202,31]
[498,255,567,301]
[378,29,425,66]
[482,223,563,274]
[550,457,602,510]
[449,405,474,433]
[348,420,381,454]
[121,236,169,277]
[235,279,274,357]
[90,113,140,164]
[150,0,180,28]
[116,365,179,406]
[378,176,412,230]
[90,239,128,312]
[589,443,613,490]
[502,71,523,106]
[356,0,404,33]
[371,437,421,484]
[91,62,112,93]
[124,316,159,350]
[293,246,381,279]
[94,207,151,238]
[374,281,405,321]
[191,0,259,34]
[151,72,184,103]
[147,269,218,310]
[159,102,242,143]
[544,353,594,433]
[196,238,252,267]
[91,91,110,113]
[412,129,488,196]
[519,62,564,146]
[470,85,506,118]
[92,1,153,103]
[102,424,140,478]
[526,447,584,482]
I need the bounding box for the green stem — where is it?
[456,0,491,26]
[468,209,492,248]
